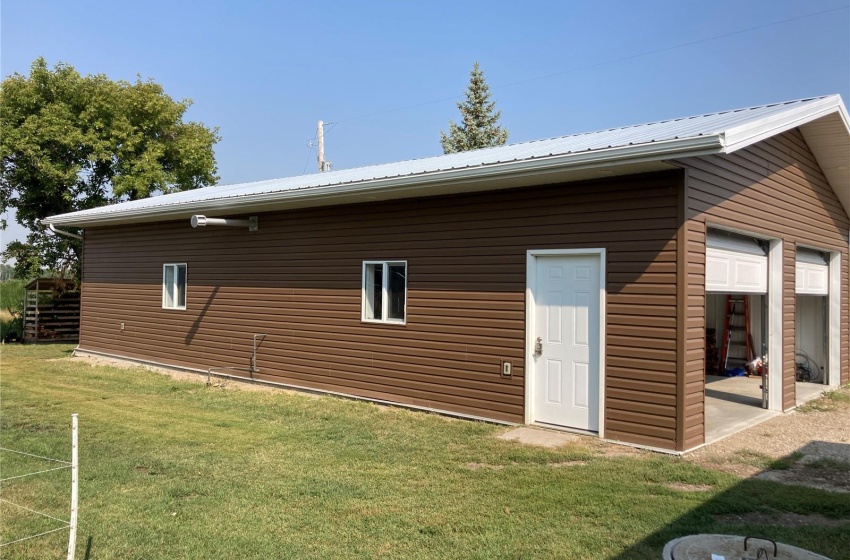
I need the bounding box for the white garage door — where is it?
[796,248,829,295]
[706,230,768,294]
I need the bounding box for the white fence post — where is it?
[67,414,78,560]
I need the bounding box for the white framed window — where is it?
[162,263,187,310]
[362,261,407,324]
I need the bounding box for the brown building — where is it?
[46,96,850,453]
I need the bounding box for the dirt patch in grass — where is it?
[71,353,317,396]
[715,512,849,528]
[583,438,651,458]
[465,460,587,471]
[663,482,713,492]
[756,464,850,493]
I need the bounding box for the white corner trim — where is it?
[828,251,842,387]
[524,248,607,438]
[768,240,783,411]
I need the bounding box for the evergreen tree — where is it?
[440,62,508,154]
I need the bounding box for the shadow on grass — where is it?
[610,442,850,559]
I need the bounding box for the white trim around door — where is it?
[828,251,842,388]
[525,248,606,437]
[768,239,783,411]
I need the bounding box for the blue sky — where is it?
[1,0,849,251]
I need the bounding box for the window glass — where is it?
[388,264,406,320]
[176,265,187,308]
[363,261,405,323]
[163,264,187,309]
[164,265,175,308]
[365,263,383,320]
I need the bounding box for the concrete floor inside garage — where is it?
[705,375,778,444]
[796,380,831,405]
[704,375,833,444]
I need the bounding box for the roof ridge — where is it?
[45,93,847,226]
[228,96,835,187]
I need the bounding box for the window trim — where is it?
[361,260,407,325]
[162,263,188,310]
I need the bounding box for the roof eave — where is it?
[722,95,850,217]
[722,94,848,153]
[45,135,724,227]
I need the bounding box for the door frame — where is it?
[827,250,841,387]
[793,246,841,389]
[524,248,607,437]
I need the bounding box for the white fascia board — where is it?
[722,95,850,154]
[46,135,722,227]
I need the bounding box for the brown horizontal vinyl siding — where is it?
[676,128,850,448]
[682,219,707,450]
[80,171,682,446]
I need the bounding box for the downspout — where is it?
[46,223,83,241]
[41,220,85,348]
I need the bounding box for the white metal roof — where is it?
[46,94,850,227]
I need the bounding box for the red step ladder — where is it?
[721,295,751,373]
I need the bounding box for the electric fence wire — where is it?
[0,464,72,484]
[0,526,70,549]
[0,415,78,555]
[0,497,70,525]
[0,495,71,549]
[0,447,71,465]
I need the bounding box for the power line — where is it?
[331,5,848,125]
[302,136,316,174]
[494,4,850,92]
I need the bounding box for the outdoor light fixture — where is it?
[190,215,258,231]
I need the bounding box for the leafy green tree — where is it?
[0,263,14,281]
[1,57,220,279]
[440,62,508,154]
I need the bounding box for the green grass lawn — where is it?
[1,345,848,559]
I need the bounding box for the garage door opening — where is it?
[795,248,834,405]
[704,229,778,443]
[706,294,768,397]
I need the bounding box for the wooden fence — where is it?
[23,280,80,344]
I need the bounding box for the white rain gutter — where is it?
[46,223,83,241]
[44,135,724,228]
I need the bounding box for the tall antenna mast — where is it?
[317,121,331,172]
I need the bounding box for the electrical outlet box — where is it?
[502,361,512,377]
[120,322,125,331]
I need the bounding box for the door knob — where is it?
[534,337,543,356]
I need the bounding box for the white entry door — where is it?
[532,254,601,431]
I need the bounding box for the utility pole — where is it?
[317,120,331,172]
